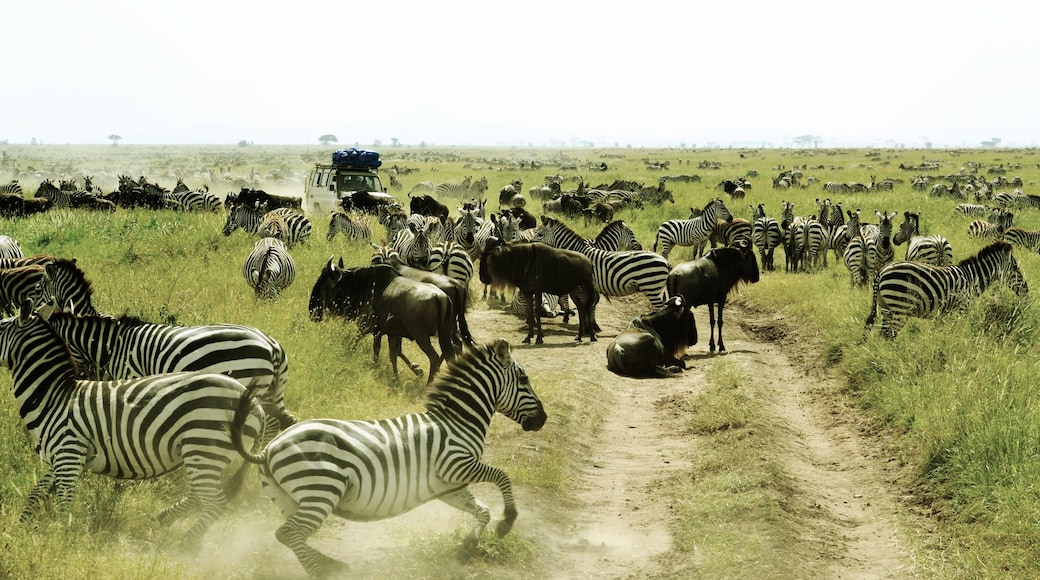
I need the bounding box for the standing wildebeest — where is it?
[479,238,598,344]
[606,295,697,377]
[309,259,456,382]
[665,238,760,353]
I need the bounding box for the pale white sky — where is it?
[6,0,1039,147]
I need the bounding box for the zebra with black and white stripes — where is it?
[167,189,222,212]
[38,258,100,316]
[892,211,954,265]
[1001,226,1040,253]
[224,203,311,246]
[865,241,1028,338]
[389,221,432,268]
[592,220,642,251]
[0,302,275,544]
[844,210,897,287]
[326,210,372,242]
[653,198,733,260]
[40,309,296,428]
[751,204,783,271]
[0,265,46,315]
[0,235,23,259]
[243,237,297,300]
[428,240,474,286]
[535,216,670,308]
[0,180,22,195]
[229,339,546,577]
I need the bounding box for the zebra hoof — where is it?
[495,519,514,537]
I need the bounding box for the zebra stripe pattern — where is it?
[390,221,432,268]
[1002,226,1040,253]
[0,303,273,544]
[653,198,732,259]
[243,237,296,299]
[592,220,642,251]
[865,241,1028,338]
[224,203,310,246]
[0,265,45,315]
[892,211,954,266]
[0,180,22,195]
[535,216,669,308]
[428,240,475,285]
[39,258,99,316]
[752,212,783,271]
[230,339,546,577]
[0,235,24,259]
[326,210,372,241]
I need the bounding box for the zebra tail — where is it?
[230,383,268,465]
[864,272,881,332]
[653,229,660,253]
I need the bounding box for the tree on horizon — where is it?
[108,134,122,146]
[319,134,338,146]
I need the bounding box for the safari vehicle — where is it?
[302,148,392,214]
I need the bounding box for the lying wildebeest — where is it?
[665,238,760,353]
[227,187,302,211]
[408,192,450,221]
[479,238,598,344]
[309,259,456,382]
[606,295,697,377]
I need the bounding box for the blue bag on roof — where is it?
[332,148,382,168]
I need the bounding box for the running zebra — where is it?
[428,240,474,285]
[535,216,669,308]
[229,339,546,578]
[653,197,733,260]
[326,211,372,242]
[0,302,274,544]
[865,241,1028,338]
[243,237,297,300]
[0,180,22,195]
[40,309,295,428]
[892,211,954,265]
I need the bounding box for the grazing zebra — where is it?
[40,309,295,428]
[0,234,23,259]
[592,220,642,251]
[653,198,733,260]
[955,203,990,217]
[243,237,297,300]
[428,240,475,285]
[0,302,274,544]
[224,203,308,243]
[167,189,222,212]
[751,208,783,271]
[326,210,372,241]
[865,241,1028,338]
[892,211,954,265]
[257,209,313,247]
[0,180,22,195]
[229,339,546,578]
[1002,226,1040,253]
[968,209,1014,239]
[535,216,669,308]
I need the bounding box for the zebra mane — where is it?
[594,220,627,243]
[959,240,1012,268]
[424,343,499,410]
[541,216,591,245]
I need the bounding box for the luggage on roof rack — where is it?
[332,148,382,168]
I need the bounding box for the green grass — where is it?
[3,144,1040,576]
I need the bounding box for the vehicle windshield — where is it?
[337,174,380,192]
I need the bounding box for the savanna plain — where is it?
[1,144,1039,579]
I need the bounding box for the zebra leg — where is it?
[522,292,537,344]
[439,487,492,562]
[275,504,348,578]
[20,468,58,522]
[158,496,198,525]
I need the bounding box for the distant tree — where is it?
[792,134,821,148]
[981,137,1002,148]
[30,137,38,146]
[238,139,253,147]
[390,137,400,148]
[319,134,338,146]
[108,134,121,146]
[373,139,382,147]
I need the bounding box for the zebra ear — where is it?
[492,339,512,366]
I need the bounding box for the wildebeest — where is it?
[479,238,598,344]
[341,189,400,215]
[606,295,698,377]
[226,187,302,211]
[665,238,760,353]
[309,259,456,382]
[407,193,450,221]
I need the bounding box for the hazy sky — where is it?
[6,0,1039,148]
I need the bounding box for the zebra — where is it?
[224,203,307,242]
[0,302,275,544]
[653,198,733,260]
[0,265,46,315]
[428,240,475,286]
[1002,226,1040,254]
[38,258,100,316]
[326,210,372,241]
[592,220,642,251]
[534,216,670,308]
[389,221,432,268]
[229,339,546,578]
[751,207,783,271]
[257,209,313,247]
[510,292,563,319]
[864,241,1028,338]
[243,237,297,300]
[892,211,954,265]
[40,308,295,428]
[167,189,222,212]
[798,216,828,271]
[0,180,22,195]
[0,234,23,259]
[844,211,897,287]
[955,203,989,217]
[968,209,1014,239]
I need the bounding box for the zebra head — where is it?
[892,212,920,246]
[999,246,1029,296]
[485,339,546,432]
